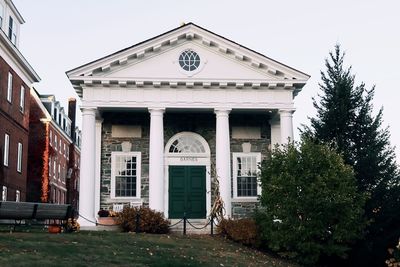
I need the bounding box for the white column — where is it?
[94,119,103,217]
[279,109,295,144]
[269,115,281,146]
[215,108,232,218]
[148,108,165,213]
[78,107,97,227]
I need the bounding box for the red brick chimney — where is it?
[68,98,76,141]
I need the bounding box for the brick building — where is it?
[27,89,81,208]
[0,0,40,202]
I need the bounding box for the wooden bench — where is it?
[0,201,73,231]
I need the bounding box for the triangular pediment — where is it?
[67,23,310,97]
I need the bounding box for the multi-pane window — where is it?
[0,4,4,28]
[15,190,20,202]
[2,186,7,201]
[54,135,57,150]
[19,86,25,112]
[233,153,261,198]
[8,16,17,45]
[7,72,12,102]
[3,134,9,166]
[111,152,141,198]
[59,139,62,153]
[17,142,22,172]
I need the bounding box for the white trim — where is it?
[15,190,20,202]
[3,133,9,166]
[110,151,142,200]
[232,152,261,200]
[19,85,24,112]
[2,186,7,201]
[164,132,211,219]
[17,142,22,173]
[7,72,12,102]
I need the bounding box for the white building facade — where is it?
[67,23,309,227]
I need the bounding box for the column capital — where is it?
[214,108,232,116]
[81,106,97,114]
[148,107,165,115]
[279,108,296,116]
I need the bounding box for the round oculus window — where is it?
[178,50,200,71]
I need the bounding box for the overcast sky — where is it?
[13,0,400,162]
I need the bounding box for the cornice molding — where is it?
[67,24,309,97]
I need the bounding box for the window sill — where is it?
[231,198,259,203]
[108,197,142,204]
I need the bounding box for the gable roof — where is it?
[67,22,310,97]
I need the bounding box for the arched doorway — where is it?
[164,132,211,219]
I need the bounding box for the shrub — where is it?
[217,218,258,247]
[257,138,366,265]
[65,218,80,233]
[117,206,170,234]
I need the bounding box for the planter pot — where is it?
[98,217,118,226]
[48,225,62,234]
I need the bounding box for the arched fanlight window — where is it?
[166,132,210,156]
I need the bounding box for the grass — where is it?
[0,228,298,267]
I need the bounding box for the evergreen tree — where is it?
[304,44,400,266]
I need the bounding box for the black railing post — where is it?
[183,212,187,235]
[210,215,214,236]
[135,213,140,233]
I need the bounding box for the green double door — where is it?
[169,166,206,219]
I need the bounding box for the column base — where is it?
[78,217,97,228]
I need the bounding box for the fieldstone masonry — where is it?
[99,111,271,218]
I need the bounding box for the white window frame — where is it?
[49,130,52,146]
[54,135,57,150]
[8,15,17,45]
[7,72,12,102]
[19,86,25,112]
[15,190,20,202]
[48,156,52,176]
[59,139,62,153]
[58,164,61,180]
[17,142,22,173]
[111,151,141,200]
[232,152,261,201]
[53,160,56,178]
[0,3,4,29]
[2,186,7,201]
[3,133,10,166]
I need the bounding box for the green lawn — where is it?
[0,229,297,267]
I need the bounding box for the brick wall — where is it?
[0,55,30,201]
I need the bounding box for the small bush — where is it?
[117,206,170,234]
[217,218,258,247]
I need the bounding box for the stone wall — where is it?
[99,111,271,218]
[100,111,150,209]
